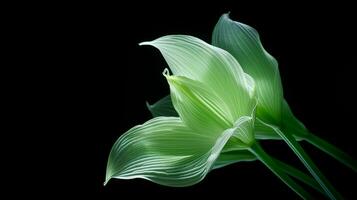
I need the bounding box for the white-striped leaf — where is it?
[140,35,255,122]
[212,13,283,125]
[105,116,252,187]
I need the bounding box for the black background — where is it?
[25,1,357,199]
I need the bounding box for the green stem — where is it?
[273,158,325,196]
[274,128,343,200]
[216,149,325,195]
[302,133,357,173]
[249,142,313,199]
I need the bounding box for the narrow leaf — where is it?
[303,133,357,173]
[272,126,343,200]
[274,159,325,196]
[250,142,313,199]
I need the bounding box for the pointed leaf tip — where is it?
[145,35,254,121]
[105,117,236,187]
[103,179,109,186]
[212,14,283,124]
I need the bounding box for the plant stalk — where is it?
[302,133,357,173]
[274,128,343,200]
[249,142,313,199]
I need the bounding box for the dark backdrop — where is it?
[43,1,356,199]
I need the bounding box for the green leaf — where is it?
[165,74,234,133]
[140,35,255,122]
[145,95,303,141]
[254,118,281,139]
[105,116,251,187]
[165,73,256,147]
[255,98,308,139]
[212,13,283,125]
[146,95,178,117]
[212,150,257,170]
[255,117,303,141]
[211,14,309,140]
[144,95,295,142]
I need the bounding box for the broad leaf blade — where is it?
[212,13,283,125]
[140,35,254,121]
[166,74,234,133]
[105,117,239,187]
[145,95,289,140]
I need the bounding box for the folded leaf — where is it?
[140,35,254,121]
[105,116,251,187]
[165,74,234,133]
[212,13,283,125]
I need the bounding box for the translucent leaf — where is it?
[146,95,278,140]
[105,116,251,187]
[140,35,254,121]
[212,13,283,125]
[232,107,256,145]
[166,74,256,146]
[165,74,234,134]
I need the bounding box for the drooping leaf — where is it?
[212,13,283,125]
[140,35,255,121]
[105,116,252,187]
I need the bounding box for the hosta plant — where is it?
[105,13,356,199]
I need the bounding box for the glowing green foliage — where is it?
[106,13,356,199]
